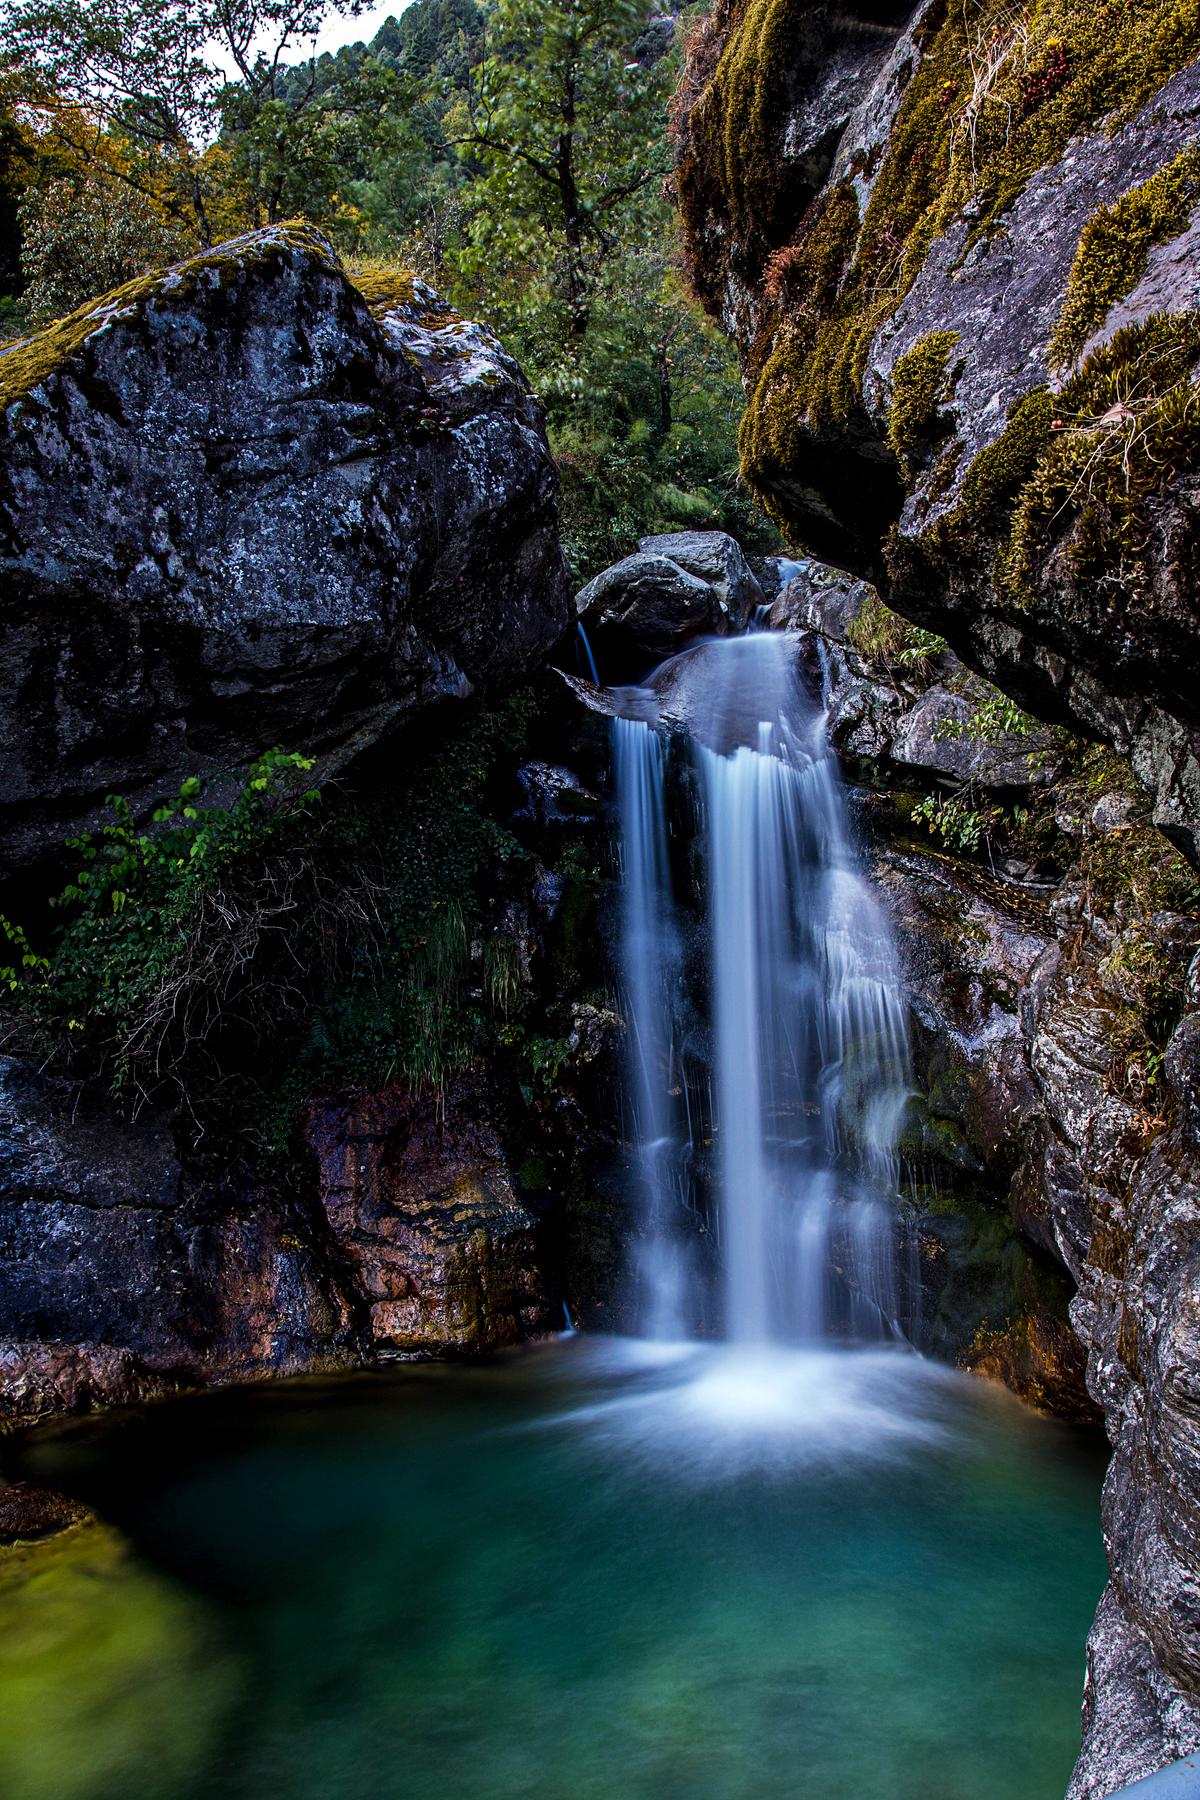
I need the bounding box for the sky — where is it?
[309,1,412,57]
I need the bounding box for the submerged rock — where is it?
[0,1477,91,1543]
[0,224,569,874]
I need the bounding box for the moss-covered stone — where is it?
[343,260,418,315]
[887,328,961,474]
[1002,313,1200,599]
[682,0,1200,519]
[0,222,342,412]
[0,226,428,414]
[1051,146,1200,366]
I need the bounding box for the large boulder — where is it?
[0,224,570,874]
[575,529,763,676]
[675,5,1200,860]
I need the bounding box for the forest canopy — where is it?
[0,0,771,574]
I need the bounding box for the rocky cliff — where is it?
[674,3,1200,1775]
[675,0,1200,862]
[0,223,569,874]
[0,227,599,1444]
[766,564,1200,1793]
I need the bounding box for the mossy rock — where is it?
[0,224,430,414]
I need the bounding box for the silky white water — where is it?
[612,713,689,1338]
[613,628,914,1345]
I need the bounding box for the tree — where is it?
[440,0,772,576]
[0,0,372,242]
[451,0,670,340]
[19,169,191,319]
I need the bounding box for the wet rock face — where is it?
[575,530,763,678]
[0,1055,565,1428]
[305,1080,556,1356]
[677,5,1200,860]
[0,225,569,875]
[777,559,1061,804]
[0,1056,360,1428]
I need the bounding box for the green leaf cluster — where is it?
[0,696,594,1166]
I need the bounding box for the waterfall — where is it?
[612,714,687,1339]
[613,628,914,1347]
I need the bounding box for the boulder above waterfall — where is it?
[575,530,763,677]
[0,224,569,874]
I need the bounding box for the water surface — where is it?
[3,1338,1105,1800]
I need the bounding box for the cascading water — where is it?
[613,626,914,1347]
[612,713,688,1339]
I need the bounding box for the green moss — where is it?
[686,0,1200,525]
[955,388,1057,525]
[1052,147,1200,366]
[1003,312,1200,596]
[684,0,818,247]
[0,225,440,413]
[344,261,417,314]
[0,222,340,412]
[888,329,961,474]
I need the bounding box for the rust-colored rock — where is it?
[306,1080,555,1356]
[963,1312,1100,1424]
[0,1055,362,1429]
[0,1340,155,1432]
[0,1477,92,1543]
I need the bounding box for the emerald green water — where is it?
[2,1338,1105,1800]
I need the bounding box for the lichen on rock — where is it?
[0,222,569,875]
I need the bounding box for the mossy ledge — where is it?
[679,0,1200,507]
[0,224,424,413]
[1051,145,1200,366]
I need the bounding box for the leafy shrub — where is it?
[19,174,192,324]
[846,590,948,670]
[912,791,1003,853]
[0,696,556,1163]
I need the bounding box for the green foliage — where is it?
[1052,146,1200,365]
[438,0,768,576]
[0,695,586,1163]
[887,330,961,476]
[1,0,372,239]
[2,748,321,1101]
[18,170,190,322]
[912,791,1003,853]
[933,687,1037,743]
[846,589,947,670]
